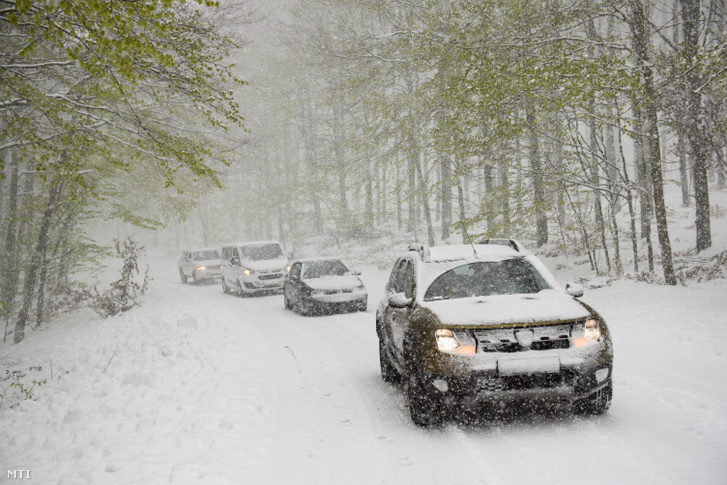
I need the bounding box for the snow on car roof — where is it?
[225,240,283,247]
[293,257,344,264]
[426,244,522,262]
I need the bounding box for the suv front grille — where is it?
[476,369,577,393]
[473,322,578,353]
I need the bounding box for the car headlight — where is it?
[196,266,206,271]
[573,318,602,346]
[285,265,292,272]
[243,268,254,276]
[355,284,366,291]
[435,329,476,355]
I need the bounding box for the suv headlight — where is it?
[435,329,476,355]
[243,268,254,276]
[573,318,602,346]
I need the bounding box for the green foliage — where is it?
[0,367,47,410]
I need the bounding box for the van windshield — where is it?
[240,243,284,261]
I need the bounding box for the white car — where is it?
[283,258,367,315]
[177,248,223,284]
[220,241,289,295]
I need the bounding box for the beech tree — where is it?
[1,0,248,342]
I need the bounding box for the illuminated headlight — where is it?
[584,318,602,341]
[196,266,206,271]
[435,329,476,355]
[242,268,254,276]
[285,265,292,272]
[573,318,603,347]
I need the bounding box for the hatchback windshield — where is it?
[240,243,284,261]
[424,259,552,301]
[192,250,220,261]
[302,260,350,279]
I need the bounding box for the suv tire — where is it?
[379,339,401,384]
[574,381,612,415]
[405,341,444,427]
[180,270,188,284]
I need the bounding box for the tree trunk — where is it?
[440,153,452,240]
[527,111,548,246]
[414,157,436,246]
[1,151,20,340]
[630,0,677,285]
[681,0,712,252]
[14,180,62,343]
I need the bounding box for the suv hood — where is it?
[245,258,288,272]
[424,290,591,326]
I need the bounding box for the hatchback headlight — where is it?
[243,268,254,276]
[435,329,476,355]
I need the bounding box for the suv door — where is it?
[384,258,416,364]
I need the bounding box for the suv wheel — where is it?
[405,343,444,427]
[407,371,444,427]
[379,339,401,384]
[180,269,188,284]
[284,291,292,310]
[574,381,612,415]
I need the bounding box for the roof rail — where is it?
[407,243,431,262]
[479,238,524,252]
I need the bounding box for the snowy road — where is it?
[1,259,726,484]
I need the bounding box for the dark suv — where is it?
[376,240,613,426]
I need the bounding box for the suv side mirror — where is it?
[388,292,413,308]
[566,283,584,298]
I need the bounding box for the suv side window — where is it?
[388,259,406,293]
[402,261,415,299]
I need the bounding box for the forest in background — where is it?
[2,0,727,343]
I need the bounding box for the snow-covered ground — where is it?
[1,251,726,484]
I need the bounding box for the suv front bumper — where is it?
[422,360,612,406]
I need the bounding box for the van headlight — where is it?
[435,329,476,355]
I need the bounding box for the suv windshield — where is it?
[192,250,220,261]
[424,259,552,301]
[302,260,350,279]
[240,243,284,261]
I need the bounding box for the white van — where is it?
[220,241,289,295]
